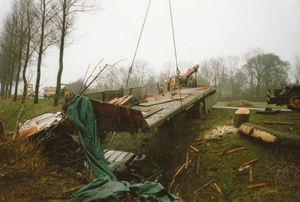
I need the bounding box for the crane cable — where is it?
[168,0,180,76]
[125,0,152,89]
[168,0,183,106]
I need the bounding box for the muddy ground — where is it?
[1,106,300,202]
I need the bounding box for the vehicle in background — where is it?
[43,84,73,99]
[43,86,56,99]
[19,112,63,139]
[27,84,35,97]
[268,84,300,111]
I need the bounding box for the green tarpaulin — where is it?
[66,96,180,202]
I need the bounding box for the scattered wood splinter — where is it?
[190,145,199,153]
[192,140,207,146]
[193,180,212,194]
[240,158,259,168]
[246,182,268,189]
[173,163,186,179]
[213,182,224,195]
[185,152,189,169]
[220,146,247,155]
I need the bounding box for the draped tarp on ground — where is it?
[66,96,180,202]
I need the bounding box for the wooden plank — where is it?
[171,94,190,99]
[88,86,217,132]
[139,98,174,106]
[131,106,163,118]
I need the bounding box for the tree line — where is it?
[74,48,299,102]
[0,1,299,104]
[0,0,97,106]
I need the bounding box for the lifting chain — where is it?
[126,0,152,89]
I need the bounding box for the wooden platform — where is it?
[85,86,217,133]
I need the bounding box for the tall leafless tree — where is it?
[52,0,98,106]
[20,0,39,103]
[227,55,240,100]
[32,0,59,104]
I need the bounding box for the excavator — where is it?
[167,64,199,91]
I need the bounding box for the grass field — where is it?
[0,98,64,132]
[0,98,300,201]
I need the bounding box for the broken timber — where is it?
[238,123,300,148]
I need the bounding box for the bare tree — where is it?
[294,54,300,84]
[52,0,98,106]
[157,61,175,88]
[12,2,26,102]
[126,60,154,87]
[20,0,39,103]
[0,18,14,99]
[227,55,240,100]
[233,69,247,100]
[242,48,264,101]
[0,4,20,100]
[211,57,227,100]
[199,60,214,86]
[33,0,59,104]
[0,0,38,101]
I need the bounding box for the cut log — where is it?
[233,108,250,128]
[238,123,300,147]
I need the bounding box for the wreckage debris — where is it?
[18,112,63,139]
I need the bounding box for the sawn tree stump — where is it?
[233,108,250,128]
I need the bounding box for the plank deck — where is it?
[142,87,216,129]
[87,86,216,132]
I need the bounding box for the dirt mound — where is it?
[225,100,255,107]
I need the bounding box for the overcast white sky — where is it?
[0,0,300,88]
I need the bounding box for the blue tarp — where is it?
[66,96,180,202]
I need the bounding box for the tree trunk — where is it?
[54,0,67,107]
[238,123,300,148]
[233,108,250,128]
